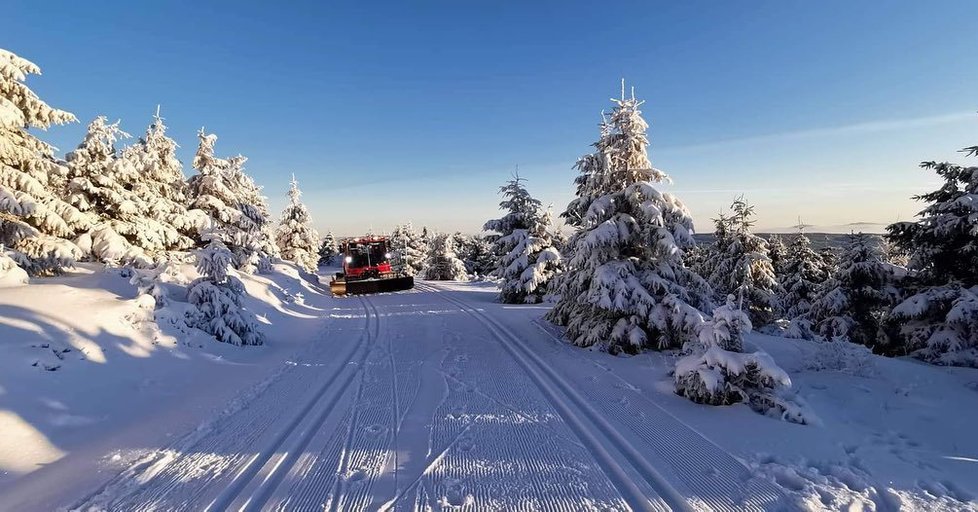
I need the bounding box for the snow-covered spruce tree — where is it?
[483,175,561,303]
[546,83,712,353]
[780,231,830,319]
[674,296,800,422]
[706,199,780,327]
[883,141,978,365]
[464,234,497,277]
[388,224,409,274]
[317,231,338,267]
[64,116,150,264]
[125,108,202,249]
[808,233,901,348]
[274,176,319,272]
[818,246,838,275]
[450,232,471,259]
[767,234,789,278]
[187,236,263,346]
[187,130,274,273]
[0,49,91,275]
[223,154,278,272]
[423,232,468,281]
[390,222,427,276]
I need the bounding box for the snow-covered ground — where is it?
[0,271,975,511]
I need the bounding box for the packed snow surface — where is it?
[0,268,975,511]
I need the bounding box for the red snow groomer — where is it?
[328,235,414,295]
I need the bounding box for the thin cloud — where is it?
[661,111,976,154]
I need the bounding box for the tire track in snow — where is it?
[417,282,675,512]
[70,296,377,512]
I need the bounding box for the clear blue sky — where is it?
[7,0,978,235]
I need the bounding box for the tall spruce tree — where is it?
[0,48,91,275]
[546,83,712,353]
[484,175,561,303]
[275,176,319,272]
[780,231,830,319]
[65,117,153,264]
[706,199,780,326]
[885,140,978,366]
[187,130,274,273]
[126,108,203,248]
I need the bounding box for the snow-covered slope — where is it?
[0,278,974,510]
[0,261,330,508]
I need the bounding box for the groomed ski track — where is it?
[68,281,787,511]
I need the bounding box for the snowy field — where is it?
[0,266,975,511]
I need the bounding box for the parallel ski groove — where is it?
[426,282,792,511]
[532,321,787,510]
[69,302,369,512]
[418,282,674,512]
[207,296,379,511]
[234,297,383,511]
[386,297,401,495]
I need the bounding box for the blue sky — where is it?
[7,0,978,235]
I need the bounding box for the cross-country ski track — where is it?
[64,281,788,511]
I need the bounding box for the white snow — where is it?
[0,276,974,510]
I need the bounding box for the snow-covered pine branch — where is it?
[546,83,712,353]
[274,176,319,272]
[884,139,978,366]
[0,48,89,275]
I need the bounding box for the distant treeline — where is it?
[693,233,874,251]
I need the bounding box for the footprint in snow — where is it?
[439,479,474,509]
